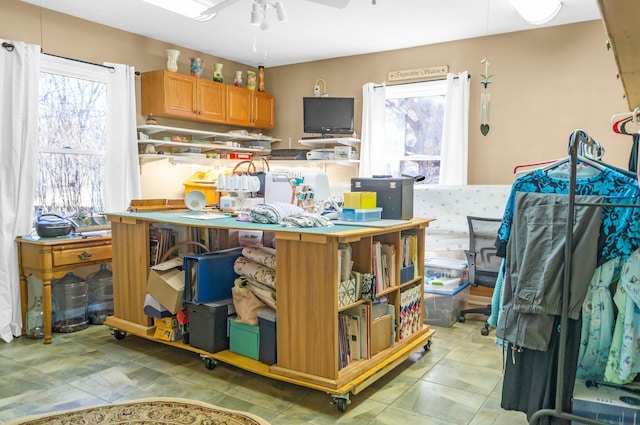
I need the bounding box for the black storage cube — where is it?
[351,177,414,220]
[257,308,277,365]
[188,298,234,353]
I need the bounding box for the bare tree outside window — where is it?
[383,81,446,184]
[35,63,107,224]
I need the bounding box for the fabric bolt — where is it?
[576,257,621,380]
[233,256,276,290]
[241,246,277,269]
[496,168,640,266]
[604,249,640,383]
[237,276,276,311]
[496,192,602,351]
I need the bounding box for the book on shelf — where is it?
[381,243,397,287]
[344,304,371,360]
[401,232,419,278]
[399,284,422,340]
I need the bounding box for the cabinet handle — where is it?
[78,251,93,260]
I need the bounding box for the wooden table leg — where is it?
[19,274,28,336]
[42,278,52,344]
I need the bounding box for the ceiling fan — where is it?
[201,0,351,16]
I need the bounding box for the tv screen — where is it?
[303,97,354,136]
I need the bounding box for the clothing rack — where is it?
[528,129,609,425]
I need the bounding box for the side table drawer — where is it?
[53,243,112,266]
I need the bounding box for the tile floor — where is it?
[0,318,529,424]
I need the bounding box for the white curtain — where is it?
[0,40,40,343]
[359,82,386,178]
[439,71,470,185]
[104,63,141,212]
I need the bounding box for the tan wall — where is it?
[2,0,632,185]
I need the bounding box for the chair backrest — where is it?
[464,216,502,288]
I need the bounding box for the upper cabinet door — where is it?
[226,85,253,127]
[197,79,226,124]
[142,70,197,120]
[253,91,274,129]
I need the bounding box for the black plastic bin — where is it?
[257,308,277,365]
[187,298,234,353]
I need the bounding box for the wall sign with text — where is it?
[388,65,449,82]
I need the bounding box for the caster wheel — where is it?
[203,357,216,370]
[424,340,432,351]
[481,327,489,336]
[335,398,348,412]
[458,315,466,323]
[113,330,126,340]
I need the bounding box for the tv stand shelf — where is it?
[298,137,360,149]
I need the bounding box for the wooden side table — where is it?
[16,234,112,344]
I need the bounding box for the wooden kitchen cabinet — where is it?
[141,70,226,124]
[226,85,274,129]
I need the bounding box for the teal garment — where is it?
[576,257,620,380]
[487,259,505,329]
[604,250,640,384]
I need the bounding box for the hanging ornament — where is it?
[480,57,492,136]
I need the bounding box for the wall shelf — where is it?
[298,137,360,149]
[139,124,280,142]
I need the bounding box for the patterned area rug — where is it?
[6,397,271,425]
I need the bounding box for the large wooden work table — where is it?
[104,211,434,410]
[16,234,112,344]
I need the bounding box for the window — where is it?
[35,56,108,223]
[383,80,446,184]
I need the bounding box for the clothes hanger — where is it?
[611,107,640,135]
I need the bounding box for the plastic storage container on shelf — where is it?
[87,264,113,325]
[52,272,89,333]
[424,257,469,285]
[423,282,470,327]
[340,207,382,222]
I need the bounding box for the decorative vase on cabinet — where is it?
[213,63,224,83]
[234,70,243,87]
[191,57,203,77]
[246,70,257,91]
[165,49,180,72]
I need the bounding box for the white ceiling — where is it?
[22,0,602,68]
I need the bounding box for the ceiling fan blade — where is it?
[201,0,243,15]
[305,0,351,8]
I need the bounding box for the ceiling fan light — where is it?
[250,2,262,25]
[275,2,288,22]
[508,0,562,25]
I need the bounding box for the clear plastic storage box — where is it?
[423,282,470,327]
[424,257,469,285]
[341,207,382,222]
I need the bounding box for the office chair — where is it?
[458,216,502,336]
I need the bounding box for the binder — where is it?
[183,247,243,304]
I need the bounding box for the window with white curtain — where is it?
[383,80,446,184]
[35,55,108,224]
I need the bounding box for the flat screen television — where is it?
[303,97,354,137]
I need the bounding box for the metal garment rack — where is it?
[529,129,617,425]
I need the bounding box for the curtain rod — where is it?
[2,43,140,76]
[374,73,472,88]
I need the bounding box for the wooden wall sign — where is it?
[388,65,449,82]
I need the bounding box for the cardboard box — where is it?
[370,314,392,356]
[153,326,182,341]
[154,316,178,329]
[146,258,184,314]
[229,318,260,360]
[343,191,377,209]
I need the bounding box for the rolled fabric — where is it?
[242,246,276,269]
[234,256,276,289]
